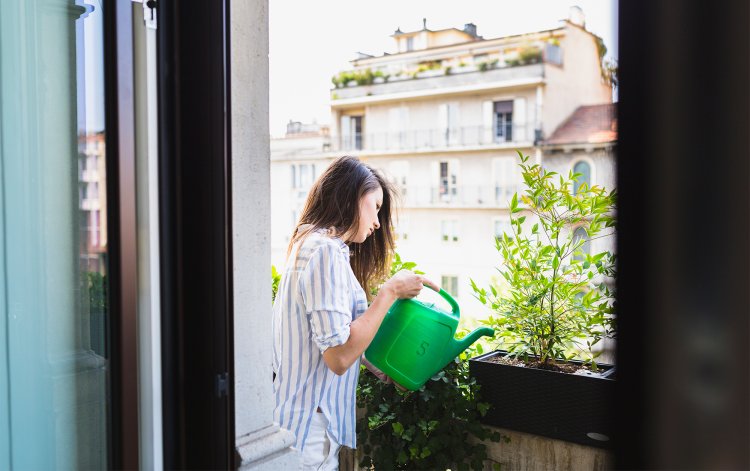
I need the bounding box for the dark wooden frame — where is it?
[616,0,749,468]
[103,1,140,469]
[158,0,235,468]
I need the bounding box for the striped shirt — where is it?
[272,229,367,450]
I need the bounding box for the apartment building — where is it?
[271,8,614,322]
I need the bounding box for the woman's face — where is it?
[350,186,383,244]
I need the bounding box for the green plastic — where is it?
[364,286,494,391]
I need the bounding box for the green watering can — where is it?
[364,286,494,391]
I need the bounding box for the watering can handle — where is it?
[424,284,460,318]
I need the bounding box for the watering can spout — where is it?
[448,327,495,362]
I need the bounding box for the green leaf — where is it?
[510,193,519,213]
[392,422,404,436]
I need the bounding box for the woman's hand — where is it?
[381,270,440,300]
[362,356,407,391]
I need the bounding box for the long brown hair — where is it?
[287,156,396,299]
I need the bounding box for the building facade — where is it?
[272,9,615,325]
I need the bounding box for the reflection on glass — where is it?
[0,0,109,468]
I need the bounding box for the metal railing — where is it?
[395,185,521,208]
[329,123,534,153]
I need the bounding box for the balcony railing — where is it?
[329,123,535,153]
[331,63,545,102]
[395,185,521,208]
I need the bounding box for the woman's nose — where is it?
[374,219,380,229]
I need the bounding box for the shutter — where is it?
[340,115,351,149]
[430,161,440,204]
[512,97,526,141]
[387,107,400,149]
[401,106,411,148]
[448,102,460,145]
[482,101,494,144]
[438,103,448,146]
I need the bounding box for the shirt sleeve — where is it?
[297,241,353,353]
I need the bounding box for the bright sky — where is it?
[269,0,618,137]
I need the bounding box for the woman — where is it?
[272,156,438,470]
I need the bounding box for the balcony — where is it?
[397,184,521,208]
[331,63,545,105]
[328,123,536,155]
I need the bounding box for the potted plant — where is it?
[469,151,617,448]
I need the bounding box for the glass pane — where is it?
[0,1,109,468]
[573,161,591,194]
[573,226,590,261]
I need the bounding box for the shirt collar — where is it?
[299,224,350,256]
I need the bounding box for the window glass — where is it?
[441,275,459,297]
[493,101,514,142]
[573,226,590,261]
[573,160,591,194]
[0,1,110,468]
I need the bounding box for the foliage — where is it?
[603,58,618,88]
[358,342,503,471]
[358,255,503,471]
[471,151,617,367]
[595,36,617,88]
[331,69,388,88]
[85,271,107,313]
[518,46,542,64]
[271,265,281,301]
[505,46,542,67]
[477,59,499,72]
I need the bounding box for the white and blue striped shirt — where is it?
[272,229,367,450]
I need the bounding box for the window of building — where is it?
[573,226,590,261]
[291,163,316,189]
[441,275,459,297]
[395,216,410,241]
[438,160,459,202]
[388,160,409,197]
[494,217,513,242]
[341,115,363,150]
[573,160,592,194]
[405,36,414,51]
[493,157,521,205]
[493,101,513,142]
[439,102,460,146]
[441,219,459,242]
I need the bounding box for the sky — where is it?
[269,0,618,137]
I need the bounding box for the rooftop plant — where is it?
[331,68,388,88]
[471,151,617,368]
[518,46,542,64]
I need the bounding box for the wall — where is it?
[542,23,612,138]
[231,0,300,468]
[481,427,613,471]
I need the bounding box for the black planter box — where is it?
[469,350,615,449]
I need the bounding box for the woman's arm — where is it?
[322,272,439,375]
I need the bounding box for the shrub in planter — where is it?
[358,254,504,470]
[473,151,616,366]
[518,46,542,65]
[469,151,617,446]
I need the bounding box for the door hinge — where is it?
[216,372,230,398]
[132,0,157,29]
